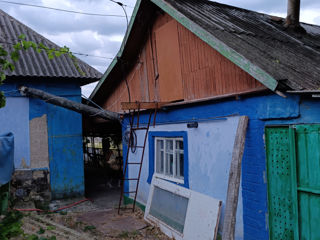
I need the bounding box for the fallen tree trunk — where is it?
[19,86,120,122]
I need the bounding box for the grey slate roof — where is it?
[0,9,102,85]
[165,0,320,90]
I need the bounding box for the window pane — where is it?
[165,153,174,176]
[166,139,173,151]
[175,152,184,178]
[165,153,170,175]
[149,186,189,233]
[156,140,164,174]
[170,153,173,175]
[160,151,164,173]
[156,150,164,174]
[157,139,164,150]
[176,140,183,150]
[175,151,179,177]
[179,153,184,177]
[159,139,164,149]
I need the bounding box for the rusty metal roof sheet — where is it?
[0,9,102,85]
[164,0,320,90]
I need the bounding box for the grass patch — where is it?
[117,230,140,238]
[0,211,24,239]
[83,225,96,232]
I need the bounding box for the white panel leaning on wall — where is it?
[145,176,222,240]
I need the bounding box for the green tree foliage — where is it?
[0,34,83,108]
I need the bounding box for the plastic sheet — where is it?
[0,132,14,185]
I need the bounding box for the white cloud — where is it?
[300,8,320,24]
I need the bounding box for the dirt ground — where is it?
[1,204,171,240]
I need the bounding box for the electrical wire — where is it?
[110,0,131,103]
[107,0,135,9]
[82,93,106,111]
[0,40,115,60]
[0,0,129,17]
[72,52,114,60]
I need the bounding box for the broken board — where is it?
[145,177,222,240]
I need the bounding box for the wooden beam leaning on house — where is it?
[19,86,120,122]
[222,116,249,240]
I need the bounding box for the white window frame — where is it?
[144,177,222,240]
[154,137,184,184]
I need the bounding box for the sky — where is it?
[0,0,319,98]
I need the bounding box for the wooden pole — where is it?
[19,86,120,122]
[222,116,249,240]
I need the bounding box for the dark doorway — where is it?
[82,117,122,209]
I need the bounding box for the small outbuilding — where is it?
[0,9,102,200]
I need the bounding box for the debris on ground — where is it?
[0,204,172,240]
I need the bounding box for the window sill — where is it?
[153,173,184,184]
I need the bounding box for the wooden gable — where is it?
[102,13,265,112]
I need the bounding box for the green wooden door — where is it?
[266,127,298,240]
[266,125,320,240]
[295,125,320,240]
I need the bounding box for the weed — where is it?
[46,225,56,231]
[83,225,96,232]
[37,227,45,234]
[26,234,39,240]
[0,211,24,240]
[26,235,57,240]
[118,231,129,238]
[117,230,141,238]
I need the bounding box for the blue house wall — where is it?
[122,93,320,240]
[1,80,84,199]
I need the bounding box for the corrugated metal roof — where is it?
[0,9,102,85]
[164,0,320,90]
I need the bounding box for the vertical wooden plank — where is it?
[289,126,299,240]
[222,116,249,240]
[140,48,147,101]
[145,35,155,101]
[155,20,184,102]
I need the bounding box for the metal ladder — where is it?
[118,108,157,213]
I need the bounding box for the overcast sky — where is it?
[0,0,319,98]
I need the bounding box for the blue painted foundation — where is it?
[122,93,320,240]
[0,80,84,199]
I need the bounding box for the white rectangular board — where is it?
[145,177,222,240]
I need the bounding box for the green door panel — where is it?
[266,127,296,240]
[298,192,320,240]
[295,125,320,240]
[295,125,320,190]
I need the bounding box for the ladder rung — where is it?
[132,127,148,131]
[124,191,136,194]
[123,178,139,181]
[128,162,142,165]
